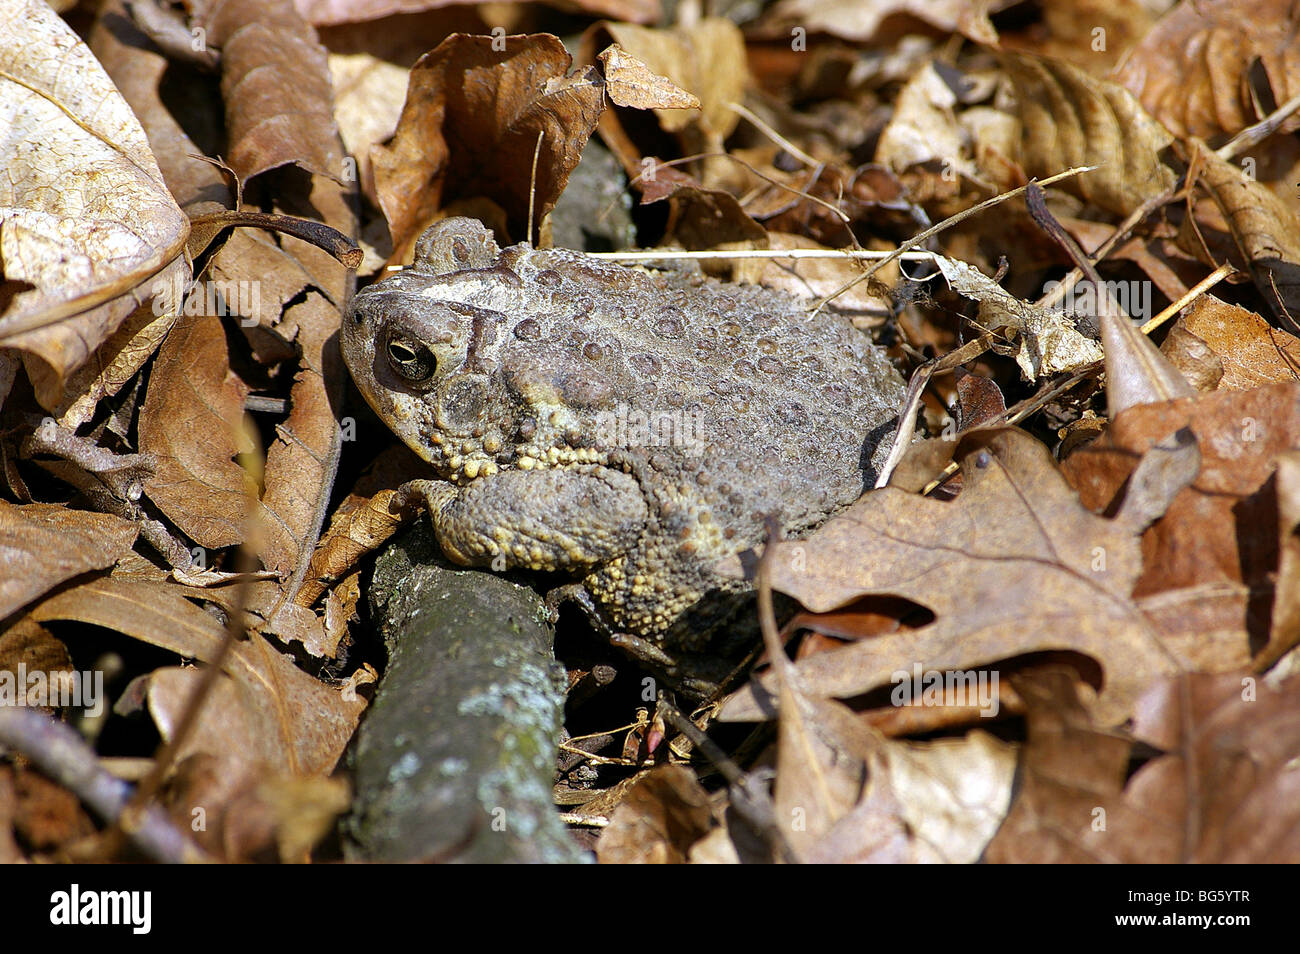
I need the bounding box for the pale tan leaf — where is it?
[0,0,188,394]
[1001,52,1176,217]
[933,255,1102,379]
[598,44,700,111]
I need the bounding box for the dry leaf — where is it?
[1169,296,1300,391]
[0,0,189,401]
[987,667,1300,862]
[1061,381,1300,604]
[0,502,138,619]
[933,255,1103,378]
[720,428,1200,726]
[191,0,347,184]
[1193,139,1300,327]
[597,44,700,111]
[1115,0,1300,140]
[597,765,713,863]
[1001,52,1176,217]
[31,578,364,777]
[137,315,255,550]
[372,33,605,252]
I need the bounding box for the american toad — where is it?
[342,218,905,691]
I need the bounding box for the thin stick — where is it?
[591,247,940,263]
[1140,263,1235,334]
[527,129,544,246]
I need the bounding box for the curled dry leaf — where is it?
[372,33,605,253]
[1000,53,1176,217]
[1192,139,1300,327]
[1115,0,1300,140]
[0,502,138,619]
[597,44,700,112]
[0,0,188,401]
[720,428,1200,726]
[190,0,347,184]
[933,255,1102,379]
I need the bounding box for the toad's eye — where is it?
[384,332,437,389]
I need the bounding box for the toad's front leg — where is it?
[398,465,647,573]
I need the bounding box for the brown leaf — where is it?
[372,33,605,252]
[1001,52,1176,217]
[1115,0,1300,140]
[256,295,342,579]
[1193,141,1300,329]
[191,0,347,184]
[1169,296,1300,391]
[720,428,1198,726]
[31,578,364,777]
[137,315,254,550]
[597,765,713,863]
[0,0,189,400]
[0,502,138,619]
[1061,382,1300,607]
[987,667,1300,862]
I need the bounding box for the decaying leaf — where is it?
[933,254,1103,379]
[372,33,605,252]
[0,0,189,402]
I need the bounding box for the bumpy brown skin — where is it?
[342,217,905,657]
